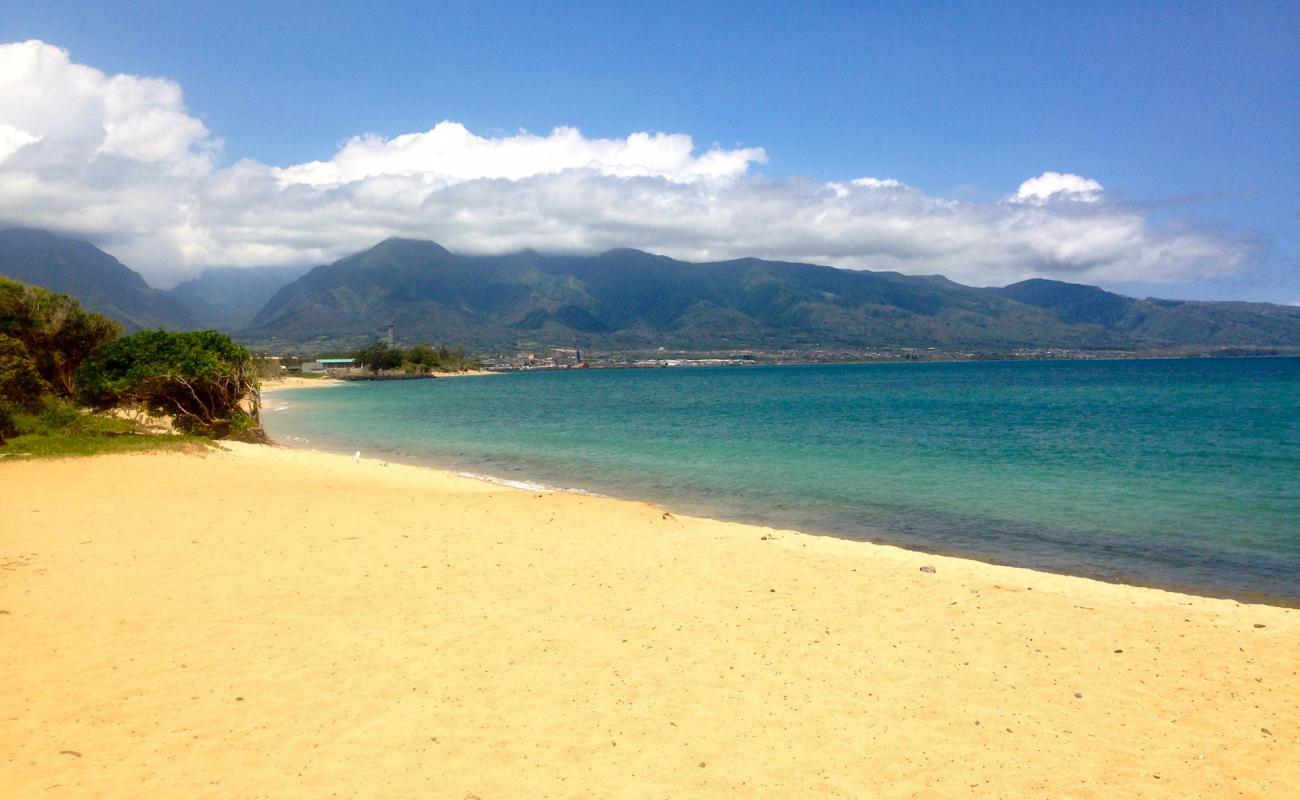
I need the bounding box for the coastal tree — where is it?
[354,342,404,372]
[0,334,47,409]
[0,276,121,397]
[0,334,48,443]
[351,341,481,374]
[77,329,265,440]
[401,343,480,373]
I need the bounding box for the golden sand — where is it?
[260,375,344,391]
[261,371,496,395]
[2,445,1296,798]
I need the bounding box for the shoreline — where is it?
[260,424,1300,610]
[258,354,1300,392]
[480,351,1300,373]
[271,443,1290,611]
[260,369,497,394]
[2,443,1296,796]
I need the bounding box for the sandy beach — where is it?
[260,371,497,395]
[2,444,1296,799]
[260,375,345,392]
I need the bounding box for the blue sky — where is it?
[1,1,1296,301]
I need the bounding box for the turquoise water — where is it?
[263,358,1300,604]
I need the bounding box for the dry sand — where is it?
[261,371,496,395]
[260,376,345,392]
[2,445,1296,798]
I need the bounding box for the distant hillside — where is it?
[995,279,1300,347]
[245,238,1300,352]
[6,227,1298,353]
[166,265,313,331]
[997,279,1136,327]
[0,228,194,331]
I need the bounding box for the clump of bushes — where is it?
[78,329,265,441]
[0,277,120,444]
[1,275,265,448]
[0,334,48,440]
[351,342,481,374]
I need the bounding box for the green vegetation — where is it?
[353,341,404,372]
[241,237,1300,353]
[1,277,121,444]
[11,229,1300,356]
[0,333,47,432]
[0,397,207,458]
[79,329,264,440]
[0,275,263,453]
[353,342,481,374]
[0,227,194,331]
[1,276,121,397]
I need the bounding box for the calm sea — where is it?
[263,358,1300,604]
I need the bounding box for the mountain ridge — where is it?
[245,237,1300,352]
[0,227,195,331]
[3,229,1298,354]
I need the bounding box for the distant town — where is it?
[271,342,1298,378]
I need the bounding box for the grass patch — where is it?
[0,401,211,459]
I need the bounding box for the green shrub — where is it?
[351,342,481,374]
[0,404,209,458]
[78,329,264,440]
[0,334,47,411]
[0,277,120,397]
[0,331,49,445]
[36,395,80,432]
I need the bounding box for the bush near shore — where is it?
[0,276,262,454]
[0,397,208,458]
[79,329,264,441]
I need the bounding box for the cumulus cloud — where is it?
[0,40,1260,288]
[1013,171,1104,204]
[275,123,766,188]
[0,123,40,162]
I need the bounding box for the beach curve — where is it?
[1,444,1296,798]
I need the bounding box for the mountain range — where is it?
[0,228,196,331]
[167,264,313,331]
[3,227,1299,354]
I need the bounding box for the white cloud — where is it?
[850,177,904,189]
[0,40,1260,290]
[274,123,767,188]
[0,123,39,163]
[1014,171,1104,204]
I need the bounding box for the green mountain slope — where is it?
[0,228,195,331]
[7,229,1297,353]
[245,238,1300,351]
[996,279,1300,346]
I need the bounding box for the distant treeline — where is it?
[346,342,481,374]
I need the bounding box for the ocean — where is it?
[262,357,1300,604]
